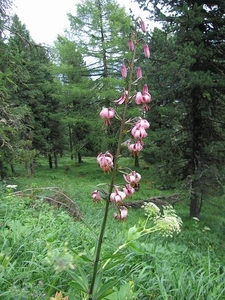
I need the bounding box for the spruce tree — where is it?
[135,0,225,217]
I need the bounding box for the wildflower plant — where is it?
[71,17,182,300]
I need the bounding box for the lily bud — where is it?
[142,84,149,94]
[144,44,150,58]
[121,64,127,78]
[128,39,134,51]
[136,67,142,79]
[140,20,146,32]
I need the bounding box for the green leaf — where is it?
[128,241,145,253]
[94,280,117,300]
[67,267,89,292]
[126,225,141,242]
[69,281,87,293]
[93,271,103,296]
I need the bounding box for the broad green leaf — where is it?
[94,280,117,300]
[126,225,141,242]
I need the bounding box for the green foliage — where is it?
[1,157,225,299]
[136,0,225,217]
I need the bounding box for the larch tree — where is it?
[67,0,132,154]
[53,36,95,163]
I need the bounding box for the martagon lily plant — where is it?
[89,16,151,298]
[67,17,182,300]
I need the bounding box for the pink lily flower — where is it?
[114,90,128,105]
[110,186,126,203]
[136,119,150,129]
[99,107,115,126]
[123,184,135,197]
[121,64,127,78]
[127,140,143,156]
[91,190,102,202]
[123,171,141,187]
[97,151,114,172]
[144,44,150,58]
[131,124,147,139]
[135,88,151,112]
[136,67,142,79]
[114,206,128,221]
[142,92,151,104]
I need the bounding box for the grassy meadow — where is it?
[0,156,225,299]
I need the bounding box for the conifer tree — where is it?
[67,0,132,154]
[135,0,225,217]
[8,15,64,171]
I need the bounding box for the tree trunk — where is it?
[78,151,83,163]
[10,164,15,175]
[190,178,201,218]
[189,88,203,218]
[48,154,53,169]
[69,126,74,160]
[30,161,35,175]
[0,160,5,180]
[25,162,31,177]
[54,152,58,168]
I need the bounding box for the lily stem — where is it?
[88,42,137,300]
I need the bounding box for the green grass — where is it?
[1,156,225,299]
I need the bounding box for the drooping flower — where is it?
[142,92,151,104]
[110,186,126,203]
[128,39,135,51]
[131,124,147,140]
[121,64,127,78]
[97,151,114,172]
[99,107,115,126]
[135,87,152,112]
[127,140,143,156]
[136,67,142,79]
[136,119,150,129]
[91,190,102,202]
[114,206,128,221]
[123,184,135,197]
[123,171,141,187]
[114,90,128,105]
[144,44,150,58]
